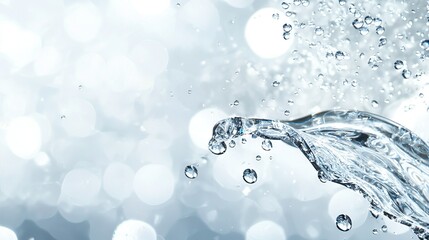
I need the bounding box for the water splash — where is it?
[208,110,429,239]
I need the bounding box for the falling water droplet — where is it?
[420,39,429,50]
[261,139,273,151]
[394,60,404,70]
[336,214,352,232]
[243,169,257,184]
[315,27,324,36]
[376,26,385,35]
[229,140,236,148]
[283,23,293,32]
[402,69,412,79]
[208,139,227,155]
[184,165,198,179]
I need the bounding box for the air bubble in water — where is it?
[261,139,273,151]
[352,19,364,29]
[420,39,429,50]
[336,214,352,232]
[376,26,385,35]
[381,225,388,232]
[229,140,236,148]
[184,165,198,179]
[402,69,412,79]
[315,27,324,36]
[359,27,369,35]
[283,23,292,32]
[243,169,257,184]
[394,60,404,70]
[256,155,262,161]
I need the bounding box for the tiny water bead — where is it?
[421,39,429,50]
[272,81,280,87]
[243,169,257,184]
[261,139,273,151]
[314,27,324,36]
[375,26,385,35]
[364,16,373,24]
[283,32,291,40]
[378,37,387,47]
[229,140,236,148]
[339,0,346,6]
[394,60,404,70]
[256,155,262,161]
[373,17,382,26]
[402,69,412,79]
[281,1,289,9]
[283,23,292,32]
[335,51,345,60]
[372,229,378,235]
[184,165,198,179]
[381,225,388,232]
[208,139,227,155]
[371,100,379,108]
[241,138,247,144]
[359,27,369,35]
[336,214,352,232]
[352,18,364,29]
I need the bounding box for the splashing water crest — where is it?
[208,110,429,239]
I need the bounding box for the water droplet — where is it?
[394,60,404,70]
[256,155,262,161]
[315,27,324,36]
[318,170,327,183]
[381,225,388,232]
[339,0,346,6]
[372,229,378,235]
[281,2,289,9]
[336,214,352,232]
[371,100,379,108]
[335,51,345,60]
[376,26,385,35]
[187,89,192,94]
[378,37,387,47]
[233,100,239,106]
[229,140,236,148]
[261,139,273,151]
[60,115,66,119]
[208,139,227,155]
[283,23,293,32]
[243,169,257,184]
[293,0,301,6]
[272,81,280,87]
[359,27,369,35]
[368,55,383,70]
[184,165,198,179]
[272,13,279,20]
[301,0,310,7]
[352,18,364,29]
[78,85,83,90]
[402,69,412,79]
[283,32,291,40]
[176,2,181,7]
[284,110,290,116]
[420,39,429,50]
[373,17,382,26]
[364,16,373,24]
[241,138,247,144]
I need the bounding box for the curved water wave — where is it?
[208,110,429,239]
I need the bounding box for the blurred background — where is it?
[0,0,428,239]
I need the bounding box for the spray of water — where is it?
[208,110,429,239]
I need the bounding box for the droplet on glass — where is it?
[229,140,236,148]
[315,27,324,36]
[402,69,412,79]
[373,17,382,26]
[381,225,388,232]
[352,18,364,29]
[339,0,346,6]
[378,37,387,47]
[256,155,262,161]
[359,27,369,35]
[420,39,429,50]
[283,23,293,32]
[364,16,373,24]
[336,214,352,232]
[335,51,345,60]
[243,169,257,184]
[281,2,290,9]
[372,229,378,235]
[241,138,247,144]
[371,100,379,108]
[184,165,198,179]
[375,26,385,35]
[272,81,280,87]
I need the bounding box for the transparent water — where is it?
[209,110,429,239]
